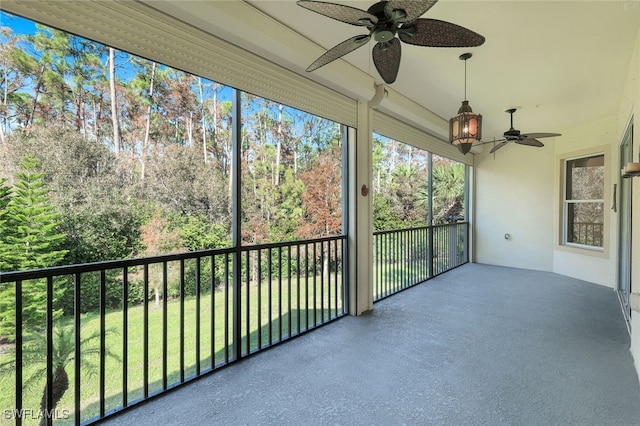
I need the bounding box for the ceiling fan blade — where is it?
[384,0,438,23]
[306,35,371,72]
[399,19,485,47]
[297,0,377,26]
[490,140,511,153]
[516,138,544,147]
[372,38,401,84]
[521,132,562,139]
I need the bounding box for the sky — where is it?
[1,11,37,35]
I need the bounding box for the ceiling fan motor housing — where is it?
[504,128,521,138]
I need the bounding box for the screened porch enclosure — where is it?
[0,1,486,425]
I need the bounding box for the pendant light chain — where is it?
[464,57,467,101]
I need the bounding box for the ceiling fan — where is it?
[297,0,485,84]
[484,108,562,154]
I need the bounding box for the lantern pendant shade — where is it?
[449,53,482,155]
[449,101,482,154]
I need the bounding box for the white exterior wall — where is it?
[474,127,555,272]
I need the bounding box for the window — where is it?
[563,154,605,248]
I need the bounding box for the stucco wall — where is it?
[474,138,554,271]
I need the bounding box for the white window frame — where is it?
[562,152,605,251]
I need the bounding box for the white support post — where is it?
[348,101,374,315]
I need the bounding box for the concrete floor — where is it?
[101,264,640,425]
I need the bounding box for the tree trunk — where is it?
[39,367,69,426]
[108,48,121,155]
[27,65,45,129]
[141,62,156,180]
[323,246,330,282]
[187,112,193,147]
[198,77,207,162]
[275,104,283,186]
[0,64,7,144]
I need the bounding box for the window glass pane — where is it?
[566,202,604,247]
[566,155,604,200]
[240,93,343,245]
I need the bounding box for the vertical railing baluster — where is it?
[74,274,81,425]
[288,245,292,338]
[333,239,337,317]
[162,262,168,390]
[44,277,54,426]
[14,279,22,426]
[195,257,201,376]
[313,242,317,327]
[278,246,283,341]
[320,241,325,323]
[304,243,311,330]
[211,255,216,369]
[429,226,434,278]
[384,232,388,297]
[395,231,400,292]
[245,252,250,354]
[257,249,262,349]
[410,229,414,284]
[426,227,430,277]
[402,230,406,289]
[143,264,149,398]
[179,259,185,382]
[404,230,408,288]
[327,241,332,319]
[98,272,106,419]
[297,244,301,334]
[465,223,470,263]
[268,247,273,345]
[408,229,412,285]
[224,253,230,364]
[122,267,129,408]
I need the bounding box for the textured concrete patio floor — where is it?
[101,263,640,425]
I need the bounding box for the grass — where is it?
[0,272,344,425]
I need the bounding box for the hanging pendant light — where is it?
[449,53,482,154]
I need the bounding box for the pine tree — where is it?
[4,156,67,270]
[0,156,68,341]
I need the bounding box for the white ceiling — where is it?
[145,0,640,144]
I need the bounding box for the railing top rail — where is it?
[0,234,347,282]
[373,222,468,236]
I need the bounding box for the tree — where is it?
[0,156,68,341]
[3,155,67,270]
[0,326,119,426]
[431,162,465,223]
[297,148,342,280]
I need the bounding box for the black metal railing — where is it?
[373,222,468,301]
[0,235,347,425]
[570,222,604,247]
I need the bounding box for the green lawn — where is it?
[0,273,344,425]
